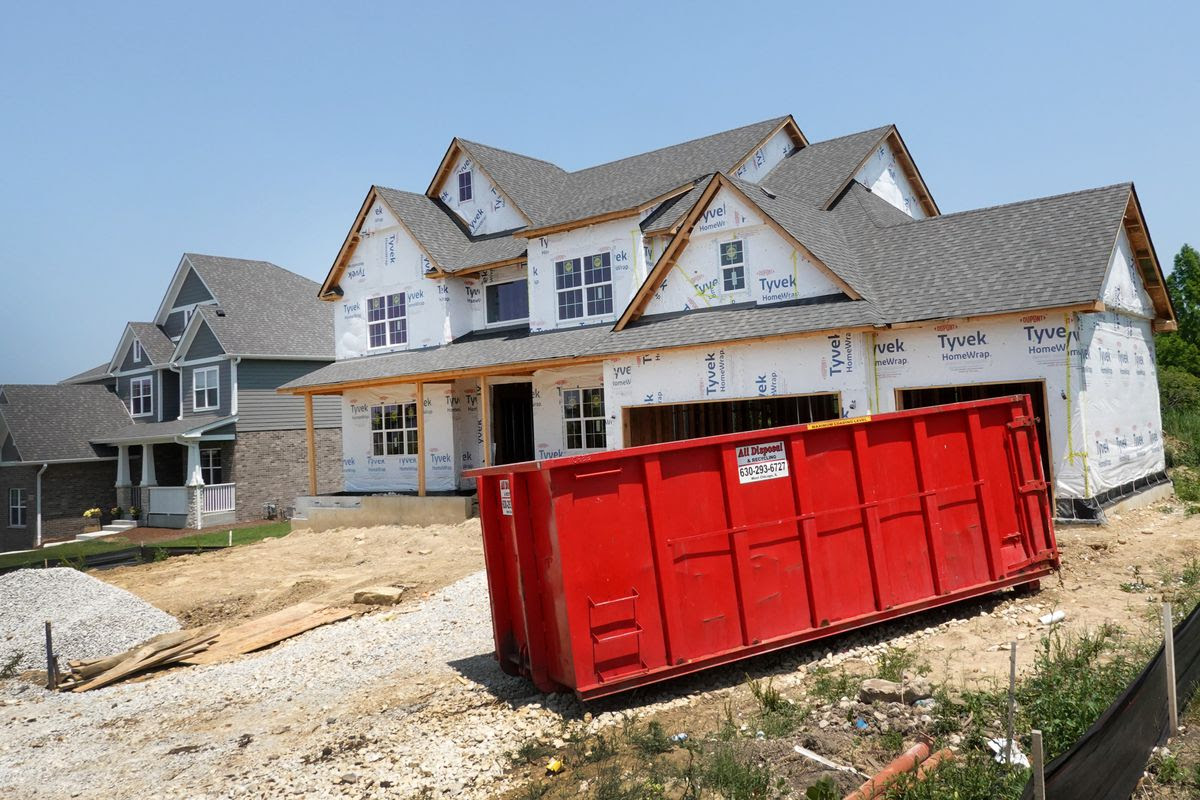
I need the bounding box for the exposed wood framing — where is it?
[427,254,528,280]
[1120,190,1176,330]
[416,382,426,497]
[304,393,317,496]
[888,301,1106,331]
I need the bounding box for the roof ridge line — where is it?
[903,182,1133,224]
[456,139,566,172]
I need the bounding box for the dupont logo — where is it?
[934,323,957,332]
[1020,314,1046,324]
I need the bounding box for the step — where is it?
[102,521,138,532]
[74,531,114,541]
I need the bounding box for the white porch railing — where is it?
[202,483,236,514]
[147,486,188,516]
[129,486,142,512]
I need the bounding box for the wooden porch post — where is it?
[480,375,491,467]
[304,393,317,496]
[416,383,426,497]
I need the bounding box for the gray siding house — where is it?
[0,385,132,550]
[57,253,343,531]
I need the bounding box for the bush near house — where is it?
[1159,245,1200,503]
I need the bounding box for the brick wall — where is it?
[0,461,116,550]
[227,428,341,523]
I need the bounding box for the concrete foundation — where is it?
[1104,480,1176,517]
[293,494,478,532]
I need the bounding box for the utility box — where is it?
[466,396,1058,699]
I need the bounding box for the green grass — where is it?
[163,521,291,548]
[0,537,135,570]
[0,521,291,571]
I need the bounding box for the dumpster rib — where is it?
[851,426,889,612]
[910,417,948,596]
[785,436,823,631]
[966,410,1005,582]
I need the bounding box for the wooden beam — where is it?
[304,393,317,496]
[888,301,1105,331]
[416,383,426,497]
[479,375,492,467]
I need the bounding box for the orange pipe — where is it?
[844,742,931,800]
[916,748,955,779]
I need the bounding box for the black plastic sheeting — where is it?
[1020,600,1200,799]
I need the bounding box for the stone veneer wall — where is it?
[0,461,117,550]
[227,428,341,523]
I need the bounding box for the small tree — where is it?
[1166,244,1200,348]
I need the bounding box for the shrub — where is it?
[1159,367,1200,411]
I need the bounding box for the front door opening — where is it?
[491,382,534,464]
[896,381,1051,486]
[625,393,841,447]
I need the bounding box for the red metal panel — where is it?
[467,396,1059,699]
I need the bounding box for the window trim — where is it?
[555,252,614,323]
[129,375,154,418]
[132,340,144,363]
[200,447,222,485]
[366,292,408,350]
[193,365,220,411]
[370,402,420,457]
[719,238,747,295]
[562,386,607,452]
[483,277,530,328]
[8,488,26,528]
[457,170,473,203]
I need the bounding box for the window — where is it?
[370,403,419,456]
[485,279,529,325]
[8,488,26,528]
[200,448,222,485]
[193,366,219,411]
[563,388,606,450]
[720,239,746,293]
[556,253,613,321]
[366,293,407,349]
[129,376,153,417]
[132,340,144,363]
[458,170,473,203]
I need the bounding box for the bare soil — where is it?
[100,519,484,626]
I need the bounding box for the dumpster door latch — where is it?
[1006,415,1036,430]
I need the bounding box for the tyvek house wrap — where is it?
[341,384,457,492]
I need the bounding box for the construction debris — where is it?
[57,602,359,691]
[353,586,406,606]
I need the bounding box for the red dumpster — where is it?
[465,396,1058,700]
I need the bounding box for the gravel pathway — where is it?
[0,568,180,672]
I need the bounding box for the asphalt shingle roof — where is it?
[184,254,334,358]
[94,414,236,445]
[759,125,892,207]
[0,385,129,462]
[455,140,568,225]
[59,362,112,385]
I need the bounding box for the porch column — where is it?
[305,393,317,496]
[416,383,426,497]
[114,444,132,511]
[185,442,205,486]
[140,443,157,487]
[115,445,131,487]
[479,376,491,467]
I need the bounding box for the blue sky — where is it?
[1,1,1196,382]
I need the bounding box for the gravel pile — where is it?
[0,568,179,671]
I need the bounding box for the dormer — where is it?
[154,255,221,341]
[730,117,807,184]
[426,139,532,235]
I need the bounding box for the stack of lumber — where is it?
[59,627,219,692]
[57,601,359,692]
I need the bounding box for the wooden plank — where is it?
[480,376,491,467]
[181,604,357,665]
[70,628,218,692]
[305,393,317,496]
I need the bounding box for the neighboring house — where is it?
[53,253,343,531]
[268,114,1172,520]
[0,384,131,550]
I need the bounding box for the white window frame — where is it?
[483,278,530,328]
[193,366,220,411]
[719,239,747,294]
[457,170,473,203]
[562,387,607,452]
[8,488,26,528]
[555,252,614,322]
[370,403,419,457]
[129,376,154,418]
[132,340,144,363]
[366,293,407,350]
[200,447,222,485]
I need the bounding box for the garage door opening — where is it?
[896,381,1051,487]
[625,393,841,447]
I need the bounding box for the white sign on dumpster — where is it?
[500,479,513,516]
[736,440,789,484]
